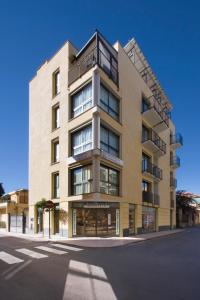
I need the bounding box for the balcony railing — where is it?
[170,155,180,168]
[142,191,160,206]
[142,95,170,127]
[68,32,118,86]
[142,129,166,154]
[170,177,177,189]
[170,133,183,147]
[142,160,163,180]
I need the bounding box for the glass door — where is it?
[84,209,97,236]
[97,209,108,236]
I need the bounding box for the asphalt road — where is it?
[0,228,200,300]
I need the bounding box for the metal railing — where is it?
[68,46,118,86]
[142,128,166,154]
[142,95,170,127]
[170,155,180,168]
[142,160,163,180]
[170,177,177,188]
[170,133,183,146]
[142,191,160,205]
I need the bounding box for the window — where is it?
[71,83,92,117]
[142,97,150,113]
[71,165,92,195]
[100,85,119,120]
[72,125,92,156]
[53,70,60,96]
[142,125,150,142]
[142,152,151,172]
[100,165,119,196]
[52,140,59,163]
[142,180,151,192]
[100,125,119,157]
[52,173,59,198]
[52,105,60,130]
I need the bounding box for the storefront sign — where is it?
[83,204,110,209]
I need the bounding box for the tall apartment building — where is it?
[29,31,183,237]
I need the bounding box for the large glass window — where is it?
[100,165,119,196]
[100,125,119,157]
[72,125,92,156]
[72,83,92,118]
[52,173,59,198]
[100,85,119,120]
[72,165,92,195]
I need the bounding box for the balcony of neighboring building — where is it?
[142,125,166,156]
[170,177,177,189]
[68,31,118,87]
[142,191,160,206]
[170,155,180,169]
[142,160,163,181]
[170,133,183,150]
[142,96,170,133]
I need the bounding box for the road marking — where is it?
[4,260,32,280]
[0,251,24,265]
[51,244,83,251]
[16,248,48,259]
[35,246,68,255]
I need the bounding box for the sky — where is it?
[0,0,199,194]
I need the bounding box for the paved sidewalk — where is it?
[0,229,184,247]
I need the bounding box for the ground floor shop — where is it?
[31,201,176,237]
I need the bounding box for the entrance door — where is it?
[84,209,97,236]
[54,204,60,234]
[97,209,108,236]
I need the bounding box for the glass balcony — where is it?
[170,133,183,149]
[142,160,163,181]
[68,31,118,86]
[142,128,166,156]
[170,155,180,169]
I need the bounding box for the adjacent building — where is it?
[29,31,183,237]
[0,189,29,233]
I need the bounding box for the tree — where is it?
[0,183,5,197]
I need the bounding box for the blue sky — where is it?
[0,0,199,194]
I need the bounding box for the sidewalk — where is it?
[0,229,184,247]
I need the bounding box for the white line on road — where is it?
[16,248,48,259]
[51,244,83,251]
[0,251,24,265]
[35,246,68,255]
[4,260,32,280]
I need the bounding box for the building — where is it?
[0,189,29,233]
[29,31,183,237]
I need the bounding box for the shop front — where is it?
[72,202,120,237]
[142,206,156,233]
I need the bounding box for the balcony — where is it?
[142,129,166,156]
[170,155,180,169]
[142,96,170,133]
[170,133,183,149]
[170,177,177,189]
[142,160,163,181]
[68,31,118,86]
[142,191,160,206]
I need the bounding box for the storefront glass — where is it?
[142,206,156,233]
[72,202,119,237]
[129,204,135,235]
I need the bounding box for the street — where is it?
[0,228,200,300]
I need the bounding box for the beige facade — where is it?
[0,189,28,233]
[29,31,182,237]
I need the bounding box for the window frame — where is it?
[52,172,59,199]
[71,165,93,196]
[100,164,119,196]
[71,124,93,156]
[100,125,120,158]
[100,84,120,121]
[52,139,59,164]
[52,69,60,97]
[71,82,92,118]
[52,104,60,131]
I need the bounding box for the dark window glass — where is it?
[100,125,119,157]
[100,85,119,120]
[100,165,119,196]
